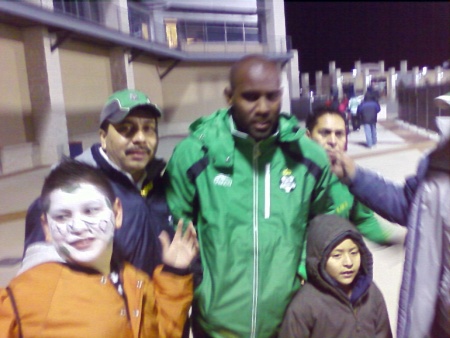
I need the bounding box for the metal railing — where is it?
[397,83,450,132]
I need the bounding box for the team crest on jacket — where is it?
[214,173,232,187]
[280,168,296,192]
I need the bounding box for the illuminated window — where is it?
[178,21,259,43]
[165,20,178,48]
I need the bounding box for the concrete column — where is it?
[412,66,420,86]
[260,0,290,112]
[386,67,398,117]
[261,0,287,52]
[364,68,371,93]
[315,71,323,96]
[336,68,343,99]
[110,47,135,91]
[104,1,134,92]
[23,27,69,166]
[288,50,300,100]
[329,61,336,75]
[435,66,443,84]
[153,9,167,45]
[400,60,408,73]
[353,61,364,94]
[102,0,129,33]
[328,61,337,96]
[378,60,385,73]
[354,60,362,74]
[148,10,157,42]
[301,73,310,98]
[387,67,397,99]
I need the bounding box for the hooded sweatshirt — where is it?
[279,214,392,338]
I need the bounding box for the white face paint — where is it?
[46,183,115,268]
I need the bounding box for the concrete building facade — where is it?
[0,0,295,175]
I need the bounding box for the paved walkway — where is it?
[0,117,439,337]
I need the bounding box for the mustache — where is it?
[125,146,151,155]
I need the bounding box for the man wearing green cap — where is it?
[24,89,172,276]
[332,95,450,338]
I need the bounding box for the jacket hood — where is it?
[187,108,306,169]
[189,108,305,139]
[306,214,373,304]
[428,138,450,173]
[428,117,450,173]
[18,242,65,275]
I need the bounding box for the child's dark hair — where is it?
[306,106,345,132]
[40,158,116,212]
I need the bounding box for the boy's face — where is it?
[42,183,121,268]
[325,238,361,292]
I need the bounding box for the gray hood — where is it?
[17,242,65,275]
[429,117,450,173]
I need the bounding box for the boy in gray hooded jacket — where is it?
[279,214,392,338]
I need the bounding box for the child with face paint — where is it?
[279,214,392,338]
[0,159,198,338]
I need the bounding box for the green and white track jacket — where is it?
[165,108,337,338]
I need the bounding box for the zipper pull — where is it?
[253,143,261,159]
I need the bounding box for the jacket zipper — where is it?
[251,143,260,338]
[264,163,271,219]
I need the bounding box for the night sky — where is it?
[284,2,450,77]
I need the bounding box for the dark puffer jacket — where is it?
[279,214,392,338]
[357,99,381,124]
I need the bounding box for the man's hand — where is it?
[159,220,199,270]
[331,151,357,182]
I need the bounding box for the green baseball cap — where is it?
[99,89,163,126]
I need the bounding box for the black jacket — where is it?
[357,99,381,124]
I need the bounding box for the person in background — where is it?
[279,214,392,338]
[24,89,171,276]
[338,93,349,120]
[306,106,403,244]
[338,94,350,150]
[164,54,338,337]
[0,159,198,337]
[332,94,450,338]
[348,94,363,131]
[366,85,380,103]
[357,92,381,148]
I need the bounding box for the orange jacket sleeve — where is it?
[138,265,193,338]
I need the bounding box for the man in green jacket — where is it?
[165,55,337,337]
[303,106,404,277]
